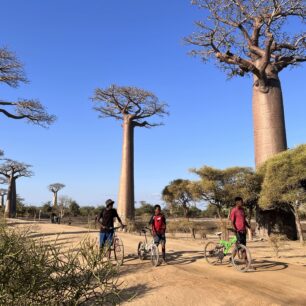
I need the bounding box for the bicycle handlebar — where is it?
[103,225,126,230]
[140,227,153,235]
[227,228,237,233]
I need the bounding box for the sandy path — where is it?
[13,221,306,306]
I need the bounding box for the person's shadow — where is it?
[249,259,288,272]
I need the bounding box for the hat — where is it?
[105,199,115,207]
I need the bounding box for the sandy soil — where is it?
[9,220,306,306]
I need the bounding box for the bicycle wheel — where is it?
[231,244,252,272]
[113,237,124,266]
[204,241,224,265]
[137,241,146,260]
[150,244,159,267]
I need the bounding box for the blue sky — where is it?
[0,0,305,207]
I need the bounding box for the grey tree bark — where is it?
[0,194,4,207]
[291,205,304,244]
[53,192,58,208]
[253,69,287,167]
[4,175,16,218]
[117,116,135,223]
[0,190,6,207]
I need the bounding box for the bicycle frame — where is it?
[142,230,148,244]
[100,226,121,252]
[219,235,237,255]
[140,228,156,252]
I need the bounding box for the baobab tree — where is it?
[0,189,7,207]
[0,47,55,126]
[187,0,306,167]
[92,85,168,222]
[0,160,33,218]
[48,183,65,208]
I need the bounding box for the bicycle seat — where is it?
[215,232,222,237]
[227,228,236,232]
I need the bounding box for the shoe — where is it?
[248,266,256,271]
[161,258,167,265]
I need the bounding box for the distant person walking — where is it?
[96,199,124,249]
[149,205,167,263]
[230,197,251,246]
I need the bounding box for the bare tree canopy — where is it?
[0,47,56,126]
[0,160,33,179]
[0,48,26,87]
[92,85,169,127]
[48,183,65,193]
[187,0,306,89]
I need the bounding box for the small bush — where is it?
[0,224,119,305]
[167,220,208,239]
[126,219,147,233]
[268,233,288,258]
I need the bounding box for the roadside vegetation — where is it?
[0,222,120,305]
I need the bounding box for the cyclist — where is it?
[97,199,124,249]
[149,204,167,263]
[230,196,251,247]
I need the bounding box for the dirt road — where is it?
[13,221,306,306]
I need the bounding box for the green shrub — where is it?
[0,224,119,305]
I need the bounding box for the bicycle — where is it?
[204,229,252,272]
[137,227,159,267]
[101,226,125,266]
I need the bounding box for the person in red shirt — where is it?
[230,197,251,246]
[149,205,167,263]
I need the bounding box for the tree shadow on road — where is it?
[280,255,306,259]
[121,250,204,269]
[115,283,157,305]
[119,252,159,278]
[249,259,288,272]
[166,250,204,265]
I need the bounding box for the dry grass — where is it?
[0,223,120,305]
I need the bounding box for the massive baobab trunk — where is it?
[4,176,16,218]
[53,192,58,208]
[117,116,135,222]
[0,194,4,207]
[0,189,6,207]
[253,71,287,167]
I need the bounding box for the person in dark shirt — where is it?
[97,199,124,249]
[149,204,167,263]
